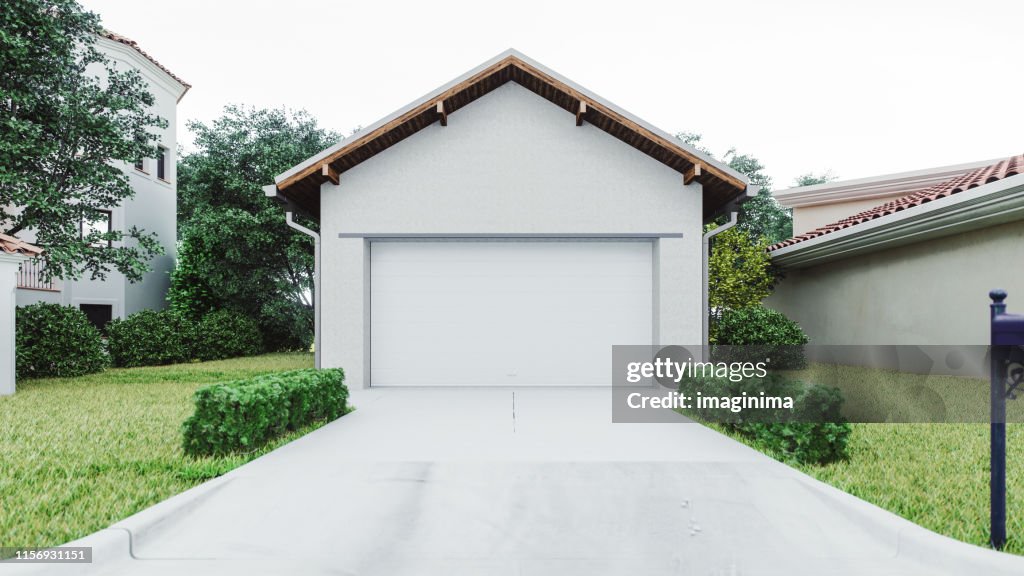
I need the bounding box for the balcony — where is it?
[17,259,57,291]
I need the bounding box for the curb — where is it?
[794,473,1024,575]
[109,475,235,553]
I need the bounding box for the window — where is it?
[157,146,167,180]
[134,132,148,173]
[79,304,113,334]
[81,210,112,248]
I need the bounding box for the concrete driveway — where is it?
[8,388,1024,575]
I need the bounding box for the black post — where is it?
[991,289,1008,550]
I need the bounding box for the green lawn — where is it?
[715,362,1024,554]
[0,353,319,549]
[797,423,1024,554]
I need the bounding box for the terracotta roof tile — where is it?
[0,233,43,256]
[769,154,1024,252]
[102,31,191,90]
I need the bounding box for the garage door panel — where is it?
[370,241,653,386]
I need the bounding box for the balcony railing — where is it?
[17,259,57,291]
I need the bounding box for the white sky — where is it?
[82,0,1022,191]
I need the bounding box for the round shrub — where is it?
[195,310,262,361]
[713,304,809,369]
[678,372,851,464]
[15,303,107,378]
[107,310,197,367]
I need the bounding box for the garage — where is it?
[370,240,653,386]
[267,51,751,387]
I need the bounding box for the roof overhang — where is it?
[98,32,191,103]
[771,174,1024,269]
[271,49,748,220]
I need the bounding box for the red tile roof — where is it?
[769,154,1024,251]
[102,31,191,90]
[0,233,43,256]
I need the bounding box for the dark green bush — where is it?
[195,310,263,362]
[679,372,851,464]
[182,368,347,456]
[712,304,809,369]
[15,303,107,378]
[107,310,197,367]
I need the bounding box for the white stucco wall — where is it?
[98,36,179,317]
[767,219,1024,345]
[320,83,704,386]
[14,37,181,319]
[1,256,25,395]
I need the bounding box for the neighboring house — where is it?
[767,154,1023,345]
[265,49,752,387]
[15,32,189,332]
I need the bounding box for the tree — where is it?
[719,149,795,245]
[1,0,166,281]
[675,133,792,243]
[675,131,714,156]
[707,227,773,311]
[172,106,339,351]
[793,171,837,187]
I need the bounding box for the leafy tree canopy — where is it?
[1,0,166,281]
[707,227,773,311]
[172,105,339,351]
[793,171,837,187]
[676,133,837,245]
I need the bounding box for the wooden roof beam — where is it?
[576,101,587,126]
[684,163,702,186]
[322,163,339,185]
[436,100,447,126]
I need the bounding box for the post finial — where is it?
[991,289,1008,319]
[991,289,1008,304]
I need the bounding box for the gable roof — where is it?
[271,49,749,219]
[102,31,191,99]
[0,233,42,257]
[769,154,1024,252]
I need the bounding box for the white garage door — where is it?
[370,240,653,386]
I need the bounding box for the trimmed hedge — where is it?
[15,303,107,379]
[194,310,263,362]
[712,305,810,369]
[182,368,347,457]
[108,308,263,368]
[679,372,851,464]
[107,310,197,367]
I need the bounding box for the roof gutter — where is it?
[700,184,758,345]
[702,212,738,346]
[771,174,1024,269]
[264,185,321,369]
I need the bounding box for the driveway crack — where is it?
[512,391,517,433]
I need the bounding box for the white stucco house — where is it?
[265,50,753,387]
[768,154,1023,345]
[14,32,189,332]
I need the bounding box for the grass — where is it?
[712,362,1024,554]
[796,423,1024,554]
[0,352,319,550]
